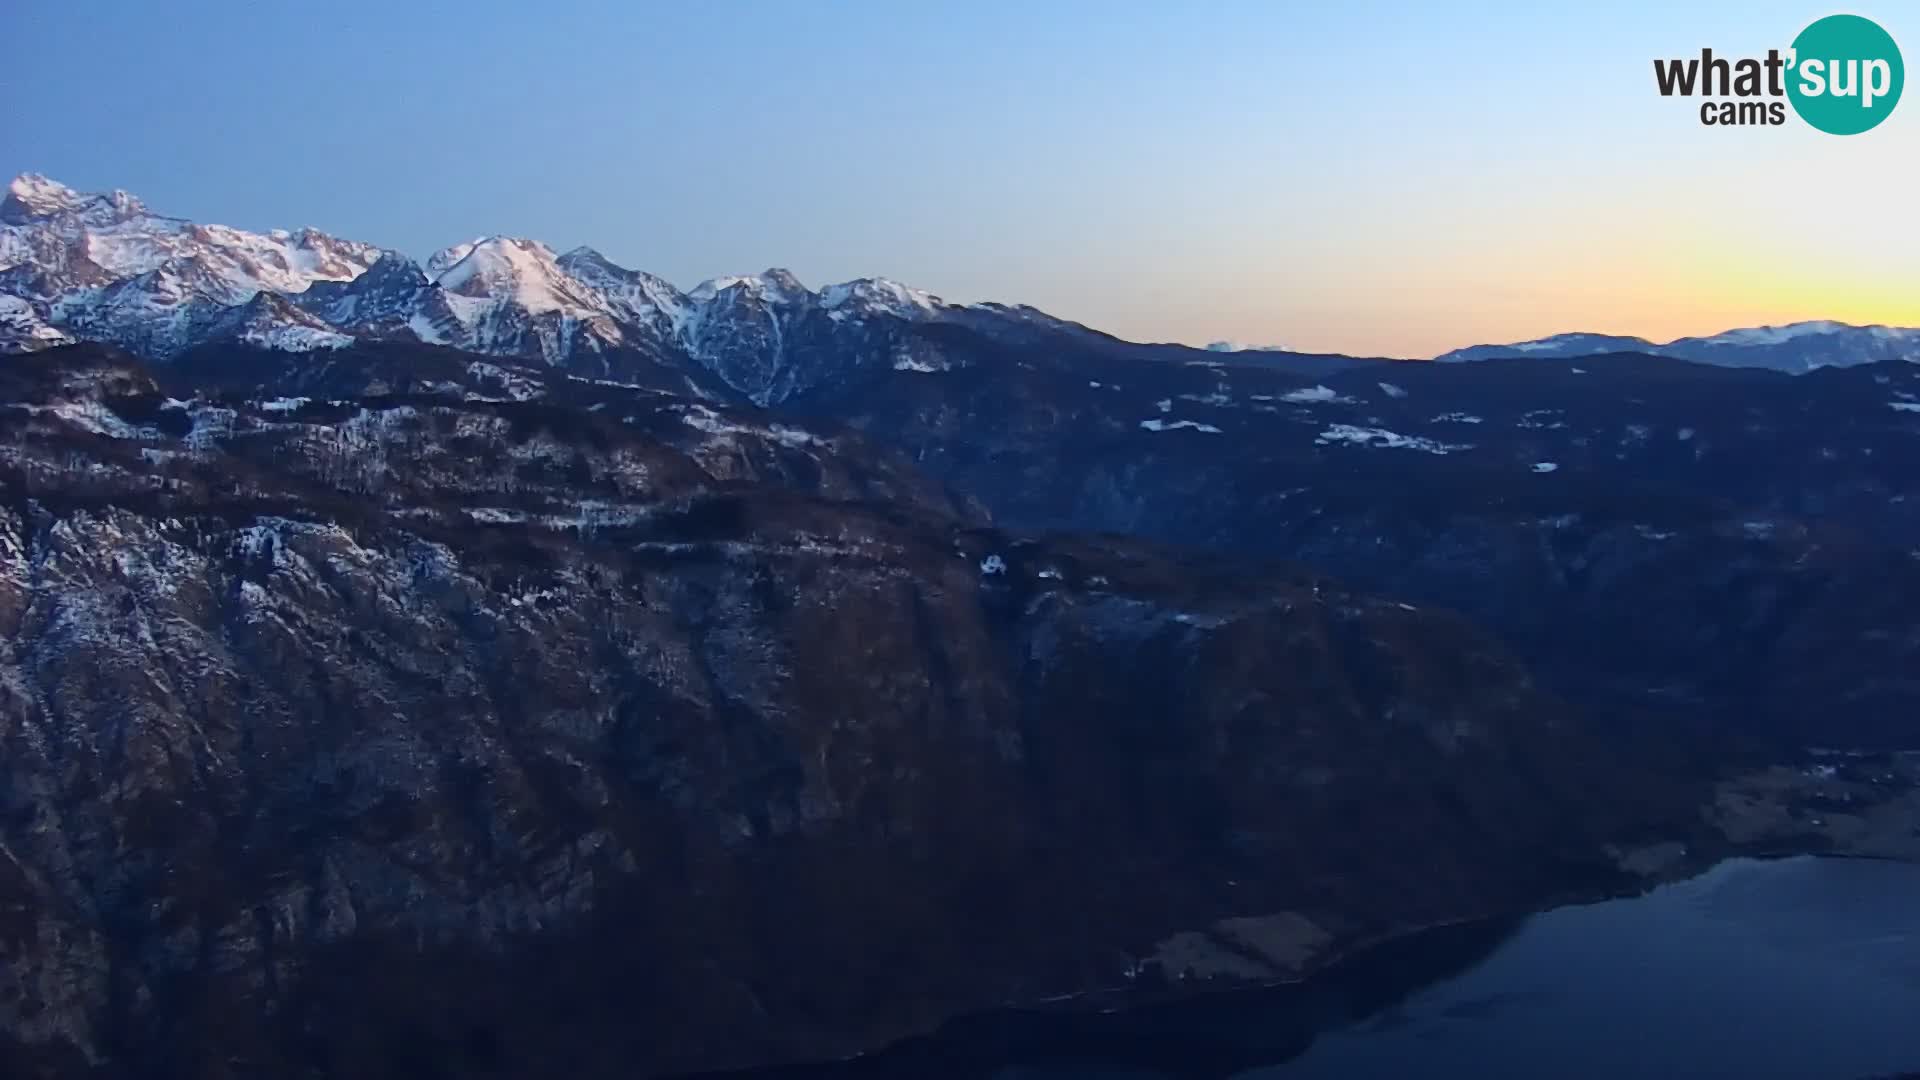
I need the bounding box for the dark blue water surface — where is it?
[733,856,1920,1080]
[1262,856,1920,1080]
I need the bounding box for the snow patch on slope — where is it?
[1316,424,1467,455]
[240,323,352,352]
[1280,385,1355,404]
[1140,419,1223,434]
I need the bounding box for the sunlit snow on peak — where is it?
[434,237,602,316]
[426,238,487,279]
[819,278,941,319]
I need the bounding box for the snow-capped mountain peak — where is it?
[553,245,673,293]
[3,175,1000,391]
[404,235,642,363]
[10,173,1919,398]
[6,175,1012,396]
[688,276,747,302]
[0,174,385,357]
[5,173,87,219]
[554,247,690,334]
[426,238,486,279]
[2,172,147,225]
[433,236,603,317]
[818,277,942,321]
[689,268,812,305]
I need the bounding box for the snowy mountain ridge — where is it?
[0,173,1022,402]
[1437,321,1920,371]
[7,173,1919,395]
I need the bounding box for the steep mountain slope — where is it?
[0,344,1722,1079]
[0,294,70,350]
[7,174,1920,1077]
[789,342,1920,748]
[425,236,630,357]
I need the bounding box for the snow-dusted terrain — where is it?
[1437,322,1920,372]
[11,338,1754,1080]
[8,172,1920,1080]
[10,172,1914,398]
[0,173,1037,404]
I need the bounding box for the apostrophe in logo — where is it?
[1653,13,1903,134]
[1787,14,1903,134]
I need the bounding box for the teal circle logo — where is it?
[1787,14,1903,134]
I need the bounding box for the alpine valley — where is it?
[4,174,1920,1080]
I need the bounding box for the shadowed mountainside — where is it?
[0,345,1721,1078]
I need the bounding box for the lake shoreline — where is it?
[695,750,1920,1078]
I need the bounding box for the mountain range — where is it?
[1437,322,1920,371]
[0,173,1113,405]
[5,173,1920,1079]
[6,173,1917,392]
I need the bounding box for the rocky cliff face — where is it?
[0,345,1701,1078]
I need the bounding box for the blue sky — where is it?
[4,0,1914,356]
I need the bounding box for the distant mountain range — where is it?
[1436,322,1920,372]
[5,172,1916,389]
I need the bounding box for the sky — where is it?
[3,0,1915,358]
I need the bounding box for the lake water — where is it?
[1264,856,1920,1080]
[735,856,1920,1080]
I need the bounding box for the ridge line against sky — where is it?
[3,0,1915,358]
